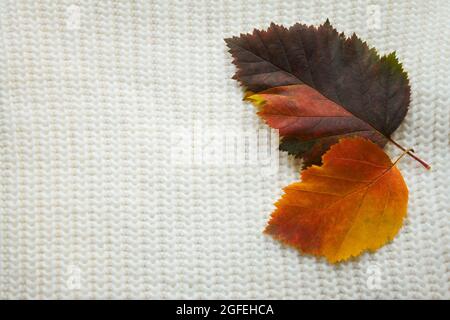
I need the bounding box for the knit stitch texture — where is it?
[0,0,449,299]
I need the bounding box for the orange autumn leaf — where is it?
[265,137,408,263]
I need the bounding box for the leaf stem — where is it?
[388,138,431,170]
[393,147,413,166]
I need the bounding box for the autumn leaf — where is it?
[246,85,386,167]
[265,137,408,263]
[225,20,430,168]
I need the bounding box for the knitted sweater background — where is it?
[1,0,449,299]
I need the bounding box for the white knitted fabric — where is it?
[1,0,449,299]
